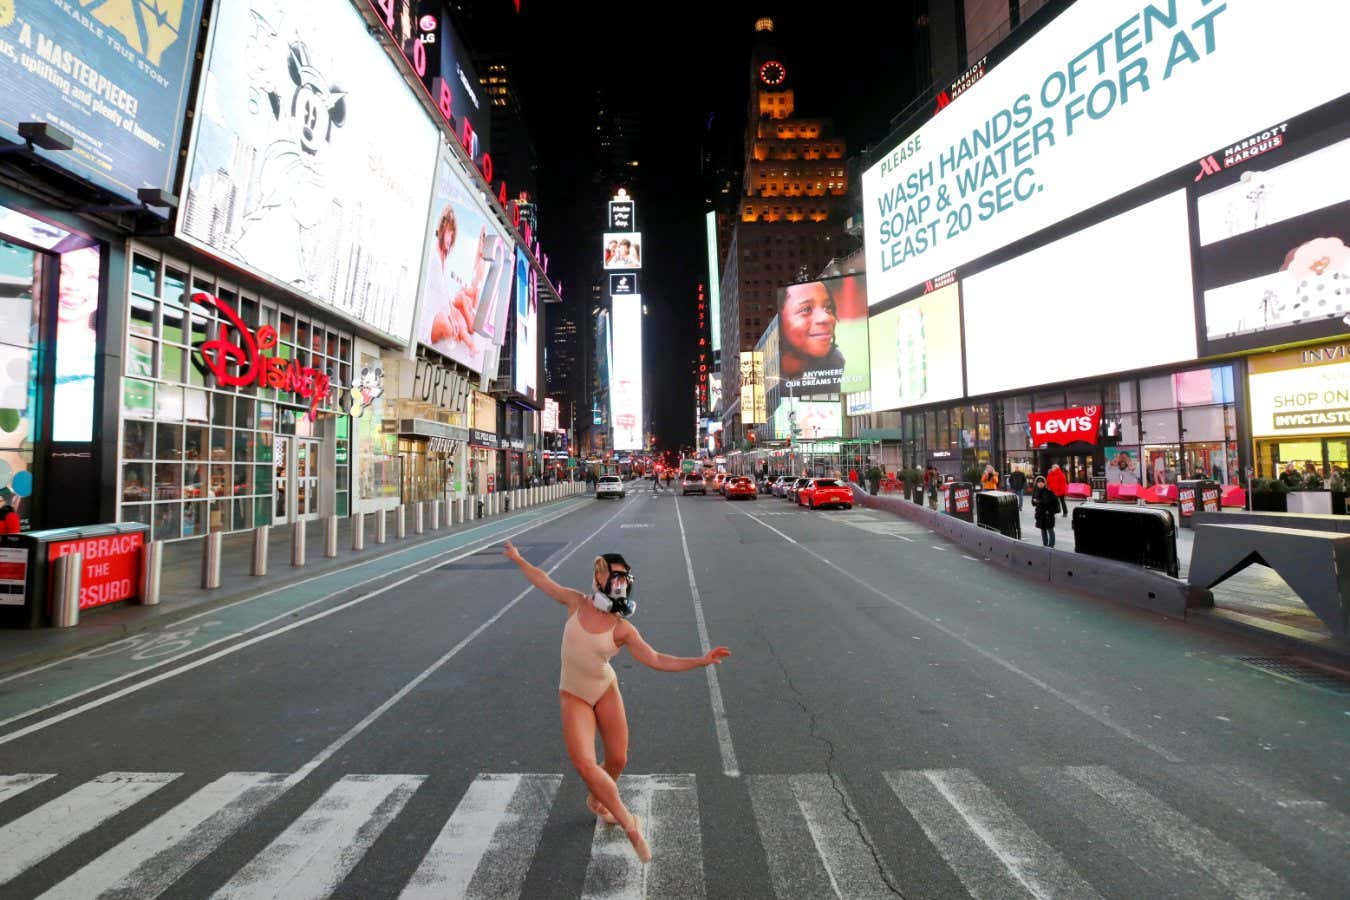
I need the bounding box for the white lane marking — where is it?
[1051,766,1301,898]
[400,773,561,900]
[675,495,740,778]
[0,498,605,749]
[748,774,898,899]
[884,769,1101,900]
[962,555,980,561]
[931,546,948,552]
[737,513,1183,763]
[1205,765,1350,850]
[0,773,54,805]
[893,535,915,543]
[285,497,639,787]
[0,499,586,688]
[212,774,422,900]
[581,774,704,900]
[741,513,798,544]
[38,772,288,900]
[0,772,180,886]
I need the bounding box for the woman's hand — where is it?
[703,647,731,666]
[503,541,523,565]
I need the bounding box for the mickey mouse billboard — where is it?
[177,0,439,345]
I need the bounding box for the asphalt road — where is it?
[0,483,1345,899]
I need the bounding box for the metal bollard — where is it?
[436,500,445,530]
[201,530,223,590]
[352,511,366,551]
[52,551,81,628]
[140,540,163,606]
[324,514,338,558]
[375,509,387,544]
[414,501,425,534]
[476,496,485,520]
[251,525,270,576]
[292,519,306,567]
[396,504,407,539]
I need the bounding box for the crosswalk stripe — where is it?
[400,773,561,900]
[582,774,704,899]
[749,774,898,899]
[884,768,1102,899]
[1205,765,1350,852]
[1033,765,1302,898]
[211,774,423,900]
[0,773,55,805]
[0,772,180,886]
[37,772,287,900]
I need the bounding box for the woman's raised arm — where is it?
[503,541,582,606]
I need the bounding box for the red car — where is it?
[724,476,757,501]
[799,477,853,510]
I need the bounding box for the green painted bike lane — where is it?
[0,497,592,731]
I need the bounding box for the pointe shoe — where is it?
[587,794,619,825]
[625,814,652,863]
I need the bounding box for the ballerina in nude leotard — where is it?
[503,541,731,862]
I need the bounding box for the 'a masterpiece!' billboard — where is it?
[179,0,439,344]
[862,0,1350,305]
[414,142,514,374]
[0,0,204,208]
[776,274,870,395]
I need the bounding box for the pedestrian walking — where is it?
[1032,475,1058,547]
[502,542,730,863]
[849,467,859,485]
[1047,463,1069,516]
[1007,468,1027,511]
[981,465,999,491]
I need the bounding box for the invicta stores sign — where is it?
[1249,343,1350,438]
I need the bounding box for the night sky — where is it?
[514,2,923,451]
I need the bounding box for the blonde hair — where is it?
[594,556,609,584]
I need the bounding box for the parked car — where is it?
[786,477,811,502]
[799,477,853,510]
[771,476,792,497]
[708,472,727,494]
[596,475,626,500]
[757,476,775,495]
[681,473,707,495]
[724,476,757,501]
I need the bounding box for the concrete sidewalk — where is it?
[0,486,590,676]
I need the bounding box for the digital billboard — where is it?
[706,211,722,353]
[868,282,964,412]
[963,190,1195,396]
[1196,120,1350,354]
[739,351,766,425]
[610,273,638,295]
[513,246,538,399]
[414,143,514,374]
[603,233,643,270]
[774,398,842,441]
[0,0,204,208]
[862,0,1350,305]
[777,275,870,394]
[610,295,644,451]
[180,0,439,344]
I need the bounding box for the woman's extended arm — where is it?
[503,541,582,606]
[617,621,731,672]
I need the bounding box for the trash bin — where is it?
[1071,504,1178,576]
[1176,480,1221,528]
[976,490,1021,539]
[944,482,975,523]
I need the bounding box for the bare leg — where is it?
[561,690,649,861]
[587,683,630,823]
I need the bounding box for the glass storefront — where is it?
[119,248,352,540]
[900,363,1241,486]
[0,238,41,531]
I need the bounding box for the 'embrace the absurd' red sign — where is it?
[194,292,332,420]
[1028,406,1102,447]
[49,533,144,610]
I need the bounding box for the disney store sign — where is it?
[194,292,333,420]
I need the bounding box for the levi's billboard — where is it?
[1029,406,1101,447]
[862,0,1350,305]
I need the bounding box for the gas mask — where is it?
[592,554,636,617]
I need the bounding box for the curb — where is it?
[852,487,1350,667]
[0,495,589,678]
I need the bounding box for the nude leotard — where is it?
[560,606,619,705]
